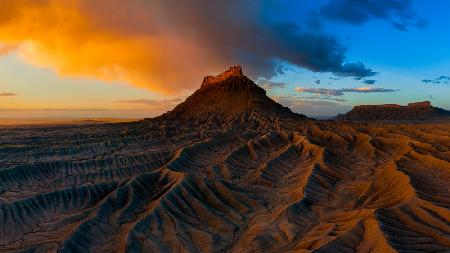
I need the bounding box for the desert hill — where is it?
[0,67,449,252]
[335,101,450,122]
[157,66,302,127]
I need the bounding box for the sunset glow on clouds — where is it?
[0,0,379,93]
[0,0,228,93]
[0,0,449,118]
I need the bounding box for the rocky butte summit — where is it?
[335,101,450,122]
[158,65,302,126]
[0,66,449,253]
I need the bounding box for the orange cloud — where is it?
[0,44,17,56]
[0,1,376,94]
[0,0,224,94]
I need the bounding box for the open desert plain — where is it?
[1,1,450,252]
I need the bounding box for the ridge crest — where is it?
[201,65,244,87]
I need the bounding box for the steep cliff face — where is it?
[335,101,450,122]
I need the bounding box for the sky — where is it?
[0,0,449,119]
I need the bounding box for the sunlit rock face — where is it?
[335,101,450,122]
[1,67,449,253]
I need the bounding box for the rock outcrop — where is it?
[335,101,450,122]
[159,65,301,126]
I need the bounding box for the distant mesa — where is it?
[335,101,450,122]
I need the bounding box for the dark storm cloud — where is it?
[1,0,379,92]
[320,0,427,30]
[363,79,377,84]
[422,76,450,84]
[334,62,378,79]
[154,0,377,80]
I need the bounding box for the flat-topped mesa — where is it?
[356,104,401,108]
[407,101,431,107]
[355,101,432,109]
[201,66,244,87]
[335,101,450,122]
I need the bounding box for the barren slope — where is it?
[0,67,449,253]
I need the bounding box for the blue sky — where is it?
[0,0,449,118]
[261,0,450,116]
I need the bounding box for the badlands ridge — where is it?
[0,66,449,252]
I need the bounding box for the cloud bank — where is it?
[0,44,17,56]
[256,78,286,90]
[0,92,16,96]
[272,95,352,117]
[320,0,427,30]
[115,98,183,106]
[422,76,450,84]
[294,86,397,96]
[363,79,377,85]
[0,0,376,93]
